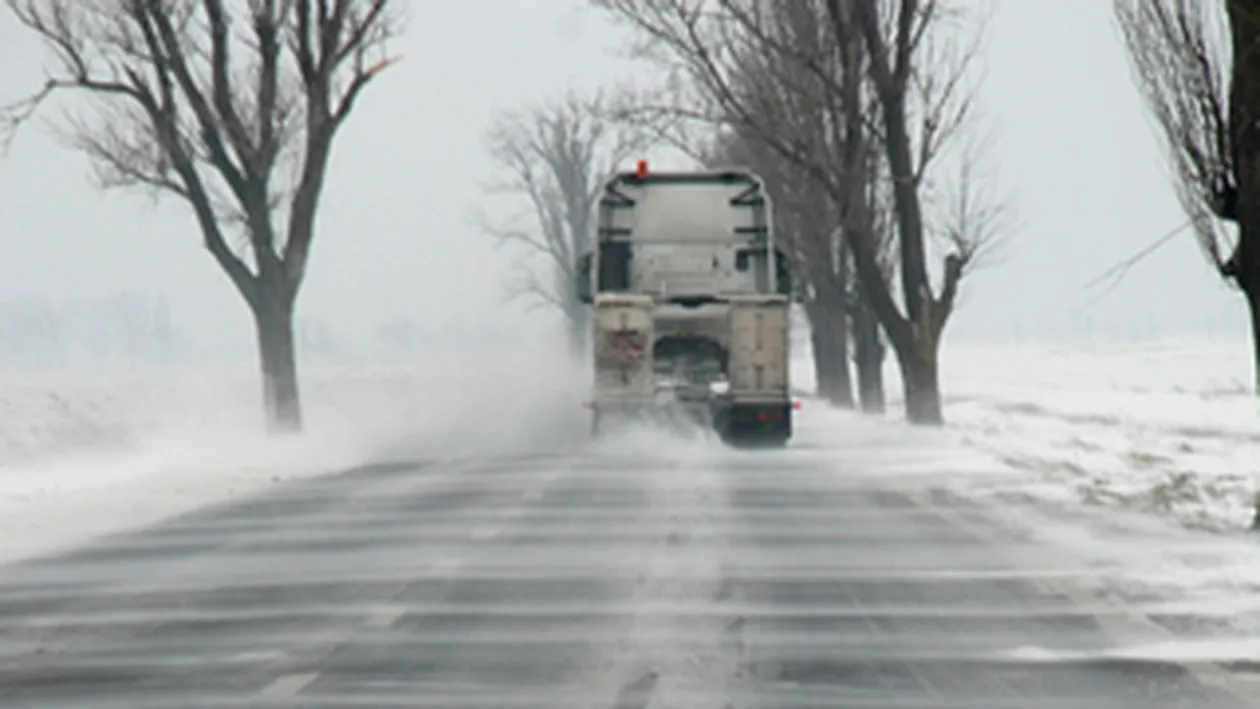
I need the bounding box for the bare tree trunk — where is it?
[829,242,855,408]
[253,295,302,434]
[1233,2,1260,393]
[852,289,885,414]
[805,298,837,399]
[1247,279,1260,530]
[841,0,957,427]
[1245,281,1260,392]
[897,339,942,425]
[1221,3,1260,528]
[824,305,854,407]
[841,225,948,424]
[804,295,854,407]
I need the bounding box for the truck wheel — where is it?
[759,430,790,449]
[711,408,731,443]
[724,421,790,450]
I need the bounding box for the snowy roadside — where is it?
[792,337,1260,646]
[942,339,1258,533]
[791,338,1257,532]
[0,343,589,567]
[938,339,1260,644]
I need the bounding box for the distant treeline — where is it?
[0,293,183,370]
[0,294,553,372]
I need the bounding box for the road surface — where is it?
[0,438,1251,708]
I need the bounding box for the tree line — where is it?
[485,0,1260,426]
[484,0,1009,425]
[3,1,1256,435]
[0,293,183,369]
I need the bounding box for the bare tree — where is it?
[707,124,859,408]
[1114,0,1260,529]
[830,0,999,424]
[476,87,652,353]
[1113,1,1260,387]
[850,167,898,414]
[2,0,401,433]
[593,0,1002,424]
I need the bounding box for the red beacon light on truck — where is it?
[635,159,649,179]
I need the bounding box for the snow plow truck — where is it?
[575,162,798,447]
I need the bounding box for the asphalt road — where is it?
[0,439,1252,708]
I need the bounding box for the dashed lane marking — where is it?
[257,671,320,698]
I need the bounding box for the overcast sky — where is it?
[0,1,1246,364]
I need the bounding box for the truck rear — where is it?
[713,293,794,444]
[575,163,797,446]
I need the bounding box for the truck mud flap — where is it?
[713,401,792,448]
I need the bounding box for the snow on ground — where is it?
[941,338,1258,533]
[793,336,1260,646]
[933,339,1260,642]
[793,337,1258,533]
[0,338,589,566]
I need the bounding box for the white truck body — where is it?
[576,166,796,445]
[725,294,791,401]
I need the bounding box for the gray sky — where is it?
[0,1,1246,363]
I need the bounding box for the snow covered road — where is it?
[0,426,1255,707]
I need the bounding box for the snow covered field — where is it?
[936,339,1260,643]
[789,337,1258,533]
[943,339,1258,533]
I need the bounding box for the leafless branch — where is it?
[1083,220,1191,303]
[479,84,655,316]
[926,129,1013,331]
[1115,0,1236,276]
[4,0,402,310]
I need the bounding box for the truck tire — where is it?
[727,427,789,450]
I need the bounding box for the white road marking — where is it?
[361,558,465,628]
[364,605,409,629]
[431,557,463,571]
[902,488,1260,706]
[258,671,320,697]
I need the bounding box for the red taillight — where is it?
[635,159,649,178]
[793,401,803,410]
[581,402,592,410]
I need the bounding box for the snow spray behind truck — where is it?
[575,162,798,447]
